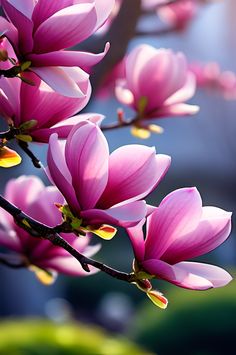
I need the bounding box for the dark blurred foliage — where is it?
[131,278,236,355]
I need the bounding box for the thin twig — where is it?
[101,118,137,131]
[0,195,136,283]
[18,141,42,168]
[0,66,21,78]
[0,127,20,140]
[136,27,177,37]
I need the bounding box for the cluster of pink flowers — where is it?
[189,61,236,100]
[0,0,233,308]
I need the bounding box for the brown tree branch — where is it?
[0,195,136,283]
[18,141,42,168]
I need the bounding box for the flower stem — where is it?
[18,141,41,168]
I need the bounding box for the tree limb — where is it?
[0,195,136,283]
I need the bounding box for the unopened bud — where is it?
[136,279,152,292]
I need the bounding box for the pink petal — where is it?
[33,4,97,53]
[0,77,20,123]
[31,66,86,98]
[142,259,184,281]
[2,0,35,18]
[126,219,146,261]
[164,72,196,105]
[31,113,103,143]
[20,70,90,129]
[28,43,110,71]
[5,175,44,212]
[65,121,109,210]
[93,0,115,31]
[48,134,80,213]
[0,16,18,50]
[172,261,232,289]
[2,0,34,53]
[162,206,232,264]
[125,44,157,98]
[115,81,135,106]
[0,87,15,119]
[26,186,65,227]
[81,200,147,228]
[150,102,199,118]
[32,0,74,30]
[98,146,171,208]
[0,209,21,252]
[137,51,187,111]
[145,187,203,259]
[141,259,232,290]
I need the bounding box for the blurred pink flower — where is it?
[0,70,104,142]
[158,0,198,31]
[47,120,171,231]
[189,61,236,100]
[0,0,115,97]
[115,44,199,121]
[0,175,100,280]
[128,187,232,290]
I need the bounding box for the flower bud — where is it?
[136,279,152,292]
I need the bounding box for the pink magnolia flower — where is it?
[0,0,115,97]
[189,61,236,100]
[158,0,198,31]
[47,120,171,234]
[115,44,199,122]
[127,187,232,290]
[0,70,100,142]
[0,175,100,281]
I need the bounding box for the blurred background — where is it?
[0,0,236,354]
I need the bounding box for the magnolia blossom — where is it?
[0,67,105,142]
[47,120,171,235]
[0,176,100,281]
[0,0,115,97]
[115,44,199,121]
[128,187,232,290]
[158,0,198,30]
